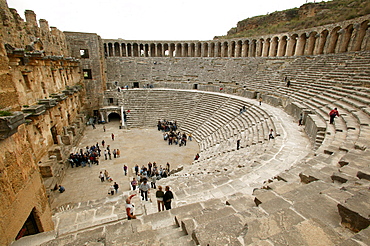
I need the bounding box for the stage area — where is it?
[51,121,199,209]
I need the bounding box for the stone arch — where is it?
[163,43,169,56]
[256,39,263,57]
[250,39,257,57]
[270,37,278,57]
[157,43,163,57]
[295,33,307,56]
[150,43,155,57]
[203,43,209,57]
[169,43,175,57]
[183,43,188,57]
[189,43,195,57]
[127,43,132,57]
[107,112,121,122]
[305,32,316,55]
[236,40,242,57]
[144,44,149,57]
[242,40,249,57]
[286,34,298,56]
[277,36,287,56]
[327,26,341,54]
[196,42,202,57]
[262,38,270,57]
[108,43,113,57]
[316,29,329,55]
[176,43,182,57]
[339,24,354,53]
[230,41,236,57]
[215,42,221,57]
[209,42,215,57]
[352,20,369,51]
[132,43,139,57]
[121,43,127,57]
[104,43,108,57]
[222,42,229,57]
[139,44,145,57]
[114,42,120,56]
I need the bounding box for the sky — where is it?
[7,0,329,41]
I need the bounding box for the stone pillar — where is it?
[262,39,270,57]
[286,36,297,56]
[25,10,38,27]
[295,33,307,56]
[269,37,278,57]
[242,41,249,57]
[277,36,287,56]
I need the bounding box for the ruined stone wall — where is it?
[0,1,86,244]
[65,32,107,115]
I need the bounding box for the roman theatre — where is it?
[0,0,370,245]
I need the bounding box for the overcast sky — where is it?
[7,0,329,41]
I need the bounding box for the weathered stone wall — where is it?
[0,1,87,244]
[64,32,107,115]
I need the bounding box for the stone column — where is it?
[262,39,270,57]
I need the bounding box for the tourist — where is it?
[126,194,137,220]
[58,185,65,193]
[194,153,200,160]
[104,170,109,180]
[108,185,114,195]
[298,113,303,126]
[113,149,117,158]
[188,133,192,141]
[329,108,340,124]
[123,165,128,176]
[151,174,157,189]
[131,178,138,190]
[99,171,104,182]
[139,179,150,201]
[237,139,240,150]
[135,164,139,175]
[269,129,274,140]
[111,133,115,141]
[163,186,174,210]
[156,186,165,212]
[259,97,262,105]
[103,125,106,132]
[116,149,120,157]
[102,139,105,147]
[113,182,119,194]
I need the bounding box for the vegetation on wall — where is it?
[219,0,370,39]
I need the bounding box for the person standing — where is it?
[126,194,137,220]
[111,133,115,141]
[156,186,165,212]
[329,108,340,124]
[113,182,119,194]
[104,170,109,180]
[139,179,150,201]
[131,178,137,190]
[99,171,104,182]
[163,186,174,210]
[102,140,105,147]
[134,164,139,176]
[259,97,262,105]
[108,185,115,195]
[113,149,117,158]
[103,125,106,132]
[116,149,120,158]
[123,165,128,176]
[236,139,240,150]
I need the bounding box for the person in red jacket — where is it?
[329,108,340,124]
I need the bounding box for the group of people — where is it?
[157,119,178,132]
[125,184,174,220]
[163,131,189,146]
[68,144,101,168]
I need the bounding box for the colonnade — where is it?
[104,18,369,58]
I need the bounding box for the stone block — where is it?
[259,197,291,214]
[226,195,255,212]
[0,111,25,139]
[141,210,173,230]
[243,208,304,244]
[338,191,370,232]
[193,214,244,246]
